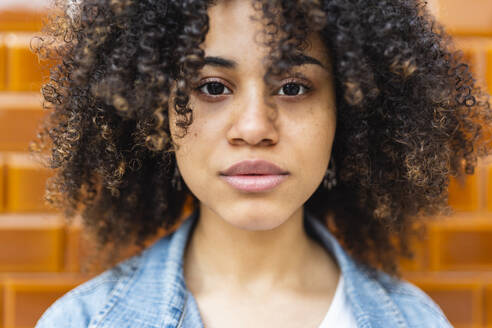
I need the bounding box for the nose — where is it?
[226,84,279,147]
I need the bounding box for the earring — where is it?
[171,163,183,191]
[323,156,337,190]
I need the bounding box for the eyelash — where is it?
[194,78,313,99]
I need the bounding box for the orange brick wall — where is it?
[2,274,88,328]
[0,2,491,328]
[435,0,492,37]
[0,7,98,328]
[399,2,492,328]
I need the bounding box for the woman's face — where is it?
[170,0,336,230]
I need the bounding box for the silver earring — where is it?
[171,163,183,191]
[323,157,337,190]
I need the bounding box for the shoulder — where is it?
[35,256,141,328]
[375,271,453,328]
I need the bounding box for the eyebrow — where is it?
[203,54,327,70]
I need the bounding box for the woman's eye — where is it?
[278,83,310,96]
[196,80,310,98]
[198,82,232,96]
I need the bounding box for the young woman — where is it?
[34,0,491,327]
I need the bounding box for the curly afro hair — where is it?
[31,0,492,277]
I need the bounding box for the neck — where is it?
[183,204,340,297]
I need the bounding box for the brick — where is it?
[486,46,492,95]
[0,281,3,328]
[488,165,492,212]
[0,155,4,212]
[404,271,491,328]
[448,172,480,212]
[458,40,480,76]
[426,287,482,328]
[4,152,54,212]
[428,214,492,271]
[2,273,90,328]
[63,218,94,273]
[451,37,492,95]
[64,223,81,273]
[0,214,63,272]
[4,33,52,92]
[436,0,492,36]
[486,285,492,328]
[0,92,46,151]
[0,35,5,91]
[0,10,46,32]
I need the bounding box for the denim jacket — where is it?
[35,210,452,328]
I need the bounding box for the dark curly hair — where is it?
[31,0,492,277]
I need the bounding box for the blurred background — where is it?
[0,0,492,327]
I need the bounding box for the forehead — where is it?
[203,0,330,68]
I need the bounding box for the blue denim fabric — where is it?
[35,210,453,328]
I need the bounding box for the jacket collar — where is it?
[92,210,408,328]
[90,211,198,328]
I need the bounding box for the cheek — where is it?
[314,96,337,151]
[288,105,336,178]
[305,119,334,160]
[293,103,335,147]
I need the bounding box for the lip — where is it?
[220,159,289,176]
[219,160,290,192]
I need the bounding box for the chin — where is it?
[231,219,283,231]
[221,207,292,231]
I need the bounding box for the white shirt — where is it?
[318,273,358,327]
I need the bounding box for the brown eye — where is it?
[278,82,310,96]
[199,82,232,95]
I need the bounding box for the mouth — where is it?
[219,173,289,192]
[219,159,290,192]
